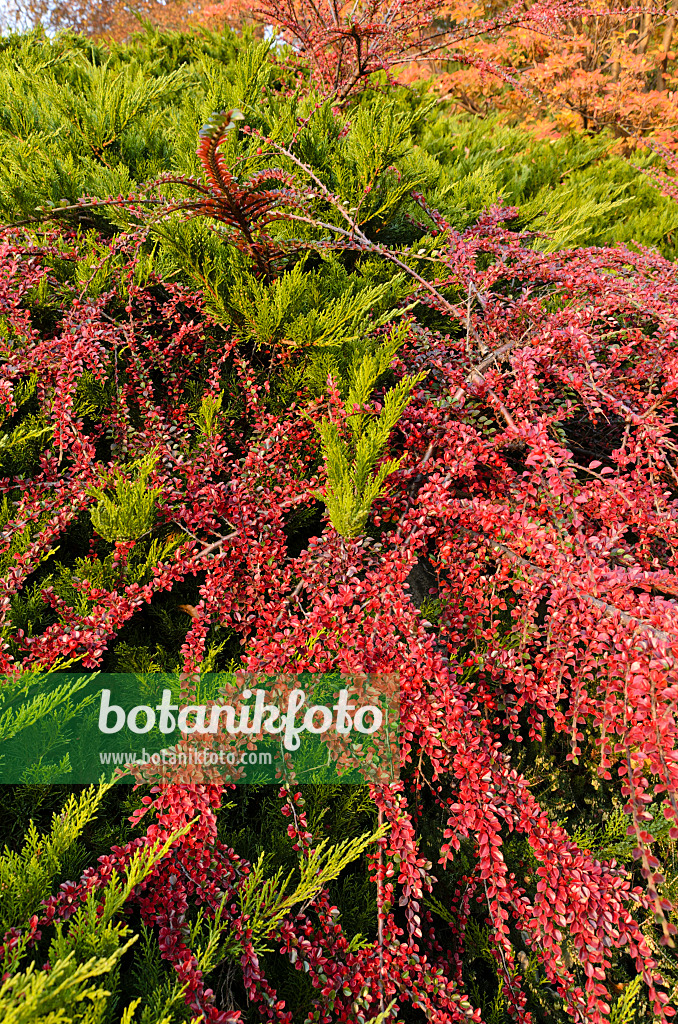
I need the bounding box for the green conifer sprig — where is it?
[224,822,389,955]
[88,452,161,543]
[0,671,97,785]
[0,782,112,941]
[315,326,425,538]
[0,785,193,1022]
[608,976,643,1024]
[0,943,136,1024]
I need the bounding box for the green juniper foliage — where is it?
[315,324,425,538]
[88,451,162,544]
[0,783,193,1024]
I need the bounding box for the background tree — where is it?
[419,1,678,151]
[0,0,245,40]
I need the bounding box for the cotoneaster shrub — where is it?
[2,22,678,1024]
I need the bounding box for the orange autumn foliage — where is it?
[415,2,678,153]
[0,0,249,40]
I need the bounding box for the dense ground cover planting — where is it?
[3,12,678,1024]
